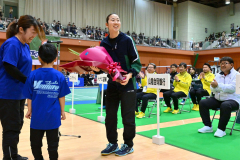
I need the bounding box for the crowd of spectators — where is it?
[81,25,108,40]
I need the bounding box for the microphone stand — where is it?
[47,40,81,139]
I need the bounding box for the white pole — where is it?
[100,84,104,116]
[157,88,160,137]
[72,81,74,110]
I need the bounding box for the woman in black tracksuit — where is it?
[91,13,142,156]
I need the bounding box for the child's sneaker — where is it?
[115,144,134,156]
[135,111,139,115]
[101,143,119,156]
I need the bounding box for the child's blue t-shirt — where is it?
[23,68,71,130]
[0,36,32,100]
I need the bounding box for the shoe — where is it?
[194,104,199,111]
[101,143,119,156]
[98,106,106,109]
[163,107,172,113]
[180,100,185,105]
[17,155,29,160]
[136,112,145,118]
[192,104,197,110]
[172,109,179,114]
[198,126,213,133]
[115,144,134,156]
[214,128,226,138]
[135,111,139,115]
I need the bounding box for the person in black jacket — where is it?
[91,13,142,157]
[189,66,198,79]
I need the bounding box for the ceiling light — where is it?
[226,0,230,4]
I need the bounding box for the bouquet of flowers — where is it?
[60,46,127,81]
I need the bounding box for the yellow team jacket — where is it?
[173,71,192,95]
[141,73,157,95]
[199,72,215,95]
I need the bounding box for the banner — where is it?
[30,36,60,65]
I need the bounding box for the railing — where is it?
[2,21,240,50]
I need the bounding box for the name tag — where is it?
[143,86,147,92]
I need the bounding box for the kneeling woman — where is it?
[136,63,157,118]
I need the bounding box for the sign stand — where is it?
[69,73,78,114]
[147,74,170,145]
[97,74,108,122]
[236,74,240,94]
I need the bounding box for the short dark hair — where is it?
[147,63,156,69]
[170,64,177,68]
[220,57,234,64]
[203,63,211,69]
[38,44,57,64]
[190,66,196,72]
[106,13,119,23]
[179,62,187,69]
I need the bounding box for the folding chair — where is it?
[147,97,165,118]
[178,87,192,114]
[211,107,240,135]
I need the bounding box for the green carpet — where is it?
[137,119,240,160]
[65,88,97,102]
[64,102,217,128]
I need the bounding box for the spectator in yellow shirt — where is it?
[136,63,157,118]
[190,63,215,111]
[163,63,192,114]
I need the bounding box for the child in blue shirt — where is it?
[23,43,71,160]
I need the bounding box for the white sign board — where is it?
[236,74,240,94]
[147,74,170,89]
[69,73,78,82]
[97,74,108,84]
[214,57,220,62]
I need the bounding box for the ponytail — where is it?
[6,15,46,41]
[6,21,18,39]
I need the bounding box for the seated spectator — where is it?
[135,63,157,118]
[190,63,215,111]
[161,64,178,94]
[72,25,77,34]
[199,41,203,50]
[198,57,240,137]
[163,63,192,114]
[189,67,198,79]
[60,29,65,36]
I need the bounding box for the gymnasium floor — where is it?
[0,87,239,159]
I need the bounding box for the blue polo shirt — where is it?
[23,68,71,130]
[0,36,32,100]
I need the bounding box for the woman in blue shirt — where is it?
[0,15,45,160]
[91,13,142,157]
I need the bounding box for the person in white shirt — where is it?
[198,57,240,138]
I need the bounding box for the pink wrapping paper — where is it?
[60,46,127,81]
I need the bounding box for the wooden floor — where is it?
[0,108,214,160]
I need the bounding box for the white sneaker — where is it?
[198,126,213,133]
[214,128,226,138]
